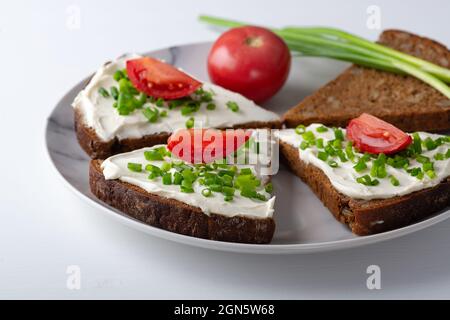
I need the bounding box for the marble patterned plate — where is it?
[45,42,450,254]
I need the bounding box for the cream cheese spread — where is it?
[72,54,279,142]
[276,124,450,200]
[101,145,275,219]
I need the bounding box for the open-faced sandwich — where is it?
[73,55,281,159]
[277,113,450,235]
[89,128,276,243]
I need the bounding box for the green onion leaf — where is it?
[127,162,142,172]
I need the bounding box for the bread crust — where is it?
[279,141,450,235]
[283,29,450,132]
[75,108,281,159]
[89,159,275,244]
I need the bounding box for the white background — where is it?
[1,0,450,299]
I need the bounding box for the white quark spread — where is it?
[276,124,450,200]
[72,54,279,142]
[101,145,275,219]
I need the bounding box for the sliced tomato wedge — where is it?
[126,57,202,100]
[167,129,252,164]
[346,113,412,154]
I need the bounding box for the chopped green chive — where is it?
[426,170,436,179]
[302,131,315,142]
[173,172,183,185]
[316,125,328,133]
[316,138,324,149]
[318,151,329,161]
[295,124,306,135]
[300,141,309,150]
[201,188,212,197]
[155,97,164,107]
[142,107,160,123]
[265,182,273,193]
[113,70,125,81]
[389,175,400,186]
[412,133,422,154]
[162,173,172,185]
[110,86,119,100]
[328,160,338,168]
[226,101,239,112]
[98,87,110,98]
[334,128,345,140]
[424,137,438,150]
[353,158,368,172]
[356,174,379,186]
[206,103,216,110]
[434,153,445,160]
[185,117,195,129]
[127,162,142,172]
[224,195,234,202]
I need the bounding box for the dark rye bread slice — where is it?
[283,29,450,132]
[75,108,281,160]
[279,141,450,235]
[89,159,275,244]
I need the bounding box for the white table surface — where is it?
[1,0,450,299]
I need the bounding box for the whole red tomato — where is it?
[207,26,291,103]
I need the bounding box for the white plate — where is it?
[45,42,450,254]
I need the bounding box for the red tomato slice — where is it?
[167,129,252,164]
[126,57,202,100]
[346,113,412,154]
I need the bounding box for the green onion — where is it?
[353,158,367,172]
[416,155,430,164]
[144,149,165,161]
[356,174,379,186]
[162,173,172,185]
[110,86,119,100]
[302,131,315,142]
[206,103,216,110]
[240,168,252,175]
[155,97,164,107]
[113,70,125,81]
[142,107,159,123]
[181,179,194,193]
[328,160,338,168]
[160,110,168,117]
[324,144,336,156]
[224,195,233,201]
[446,149,450,159]
[336,149,348,162]
[389,175,400,186]
[161,162,172,172]
[434,153,445,161]
[300,141,309,150]
[226,101,239,112]
[98,87,110,98]
[426,170,437,179]
[210,184,222,192]
[334,128,344,140]
[185,117,195,129]
[295,124,306,135]
[412,133,422,154]
[173,172,183,185]
[424,137,437,151]
[202,188,212,197]
[316,125,328,133]
[316,138,324,149]
[222,186,235,196]
[345,142,355,162]
[127,162,142,172]
[199,16,450,99]
[265,182,273,193]
[318,151,328,161]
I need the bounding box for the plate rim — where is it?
[45,41,450,255]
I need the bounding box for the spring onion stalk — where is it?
[199,15,450,99]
